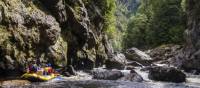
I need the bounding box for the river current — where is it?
[2,68,200,88]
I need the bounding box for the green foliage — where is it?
[94,0,122,51]
[181,0,186,12]
[123,13,149,49]
[103,0,117,39]
[84,0,119,50]
[114,0,141,51]
[123,0,186,49]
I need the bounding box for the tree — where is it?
[123,0,186,49]
[123,13,149,49]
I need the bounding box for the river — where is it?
[15,79,200,88]
[1,69,200,88]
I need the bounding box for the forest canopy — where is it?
[122,0,186,49]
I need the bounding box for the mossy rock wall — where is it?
[0,0,110,75]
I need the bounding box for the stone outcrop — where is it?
[105,53,127,70]
[125,47,152,66]
[175,0,200,72]
[146,44,182,65]
[0,0,67,75]
[0,0,111,75]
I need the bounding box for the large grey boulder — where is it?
[105,53,127,70]
[125,47,152,66]
[90,69,143,82]
[91,70,123,80]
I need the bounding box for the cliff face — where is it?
[117,0,140,14]
[0,0,110,75]
[176,0,200,72]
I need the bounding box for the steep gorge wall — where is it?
[0,0,111,75]
[176,0,200,72]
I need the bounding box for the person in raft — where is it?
[27,61,38,73]
[44,63,54,75]
[27,62,55,75]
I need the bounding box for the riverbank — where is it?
[0,79,30,87]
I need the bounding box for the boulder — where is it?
[125,47,152,66]
[91,70,123,80]
[91,69,143,82]
[105,53,127,70]
[66,65,77,76]
[61,65,77,76]
[146,44,182,65]
[120,70,143,82]
[148,66,186,83]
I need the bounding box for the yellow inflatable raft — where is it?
[21,73,57,82]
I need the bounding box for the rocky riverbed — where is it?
[1,45,200,88]
[1,67,200,88]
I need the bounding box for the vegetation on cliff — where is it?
[0,0,117,75]
[1,0,200,78]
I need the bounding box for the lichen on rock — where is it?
[0,0,112,75]
[0,0,65,75]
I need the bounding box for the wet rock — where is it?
[140,66,153,72]
[146,44,182,65]
[62,72,71,77]
[148,66,186,83]
[120,70,143,82]
[67,65,77,76]
[125,47,152,66]
[125,66,135,70]
[105,53,127,70]
[127,61,144,67]
[91,70,123,80]
[61,65,77,76]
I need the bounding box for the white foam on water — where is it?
[187,77,200,84]
[134,67,151,82]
